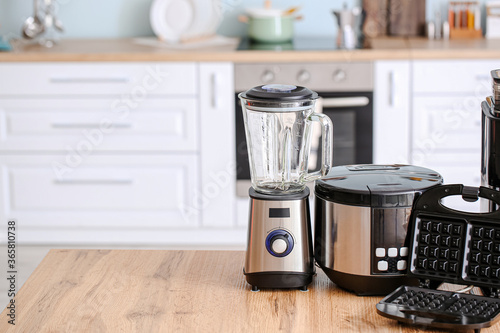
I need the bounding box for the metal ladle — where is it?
[22,0,44,39]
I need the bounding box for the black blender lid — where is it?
[315,164,443,207]
[240,84,318,101]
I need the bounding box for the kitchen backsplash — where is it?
[0,0,490,39]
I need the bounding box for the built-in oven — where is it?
[234,62,374,196]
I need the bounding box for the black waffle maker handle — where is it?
[413,184,500,218]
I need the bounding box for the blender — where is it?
[239,84,333,291]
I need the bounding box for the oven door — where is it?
[235,91,373,197]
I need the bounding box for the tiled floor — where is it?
[0,244,244,309]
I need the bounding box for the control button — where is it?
[485,228,494,239]
[397,260,407,270]
[296,70,311,83]
[265,229,294,257]
[442,224,451,234]
[451,237,460,248]
[261,70,275,83]
[449,262,458,272]
[332,69,347,82]
[453,225,462,235]
[378,260,388,271]
[271,238,288,254]
[400,247,409,257]
[375,248,386,257]
[483,241,493,252]
[450,250,459,260]
[388,248,398,257]
[429,247,439,258]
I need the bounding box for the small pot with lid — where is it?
[314,164,443,296]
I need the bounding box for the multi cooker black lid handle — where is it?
[413,184,500,218]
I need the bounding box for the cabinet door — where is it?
[412,96,481,164]
[0,155,199,233]
[0,98,198,152]
[373,60,411,164]
[199,63,235,227]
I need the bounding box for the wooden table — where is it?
[1,250,498,332]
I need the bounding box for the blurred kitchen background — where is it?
[0,0,491,39]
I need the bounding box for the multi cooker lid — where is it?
[315,164,443,207]
[239,84,319,110]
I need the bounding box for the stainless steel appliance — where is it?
[481,69,500,212]
[235,62,373,197]
[314,164,443,295]
[240,84,333,291]
[332,4,365,49]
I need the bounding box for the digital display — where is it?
[269,208,290,218]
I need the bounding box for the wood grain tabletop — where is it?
[0,249,498,332]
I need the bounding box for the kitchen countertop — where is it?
[1,249,499,332]
[1,37,500,62]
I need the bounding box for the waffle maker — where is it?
[377,184,500,332]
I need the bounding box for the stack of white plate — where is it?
[150,0,221,43]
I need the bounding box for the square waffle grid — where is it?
[464,222,500,285]
[382,286,500,320]
[410,217,466,280]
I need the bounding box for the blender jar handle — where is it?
[304,113,333,182]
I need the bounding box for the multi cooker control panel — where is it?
[373,246,409,274]
[371,208,411,275]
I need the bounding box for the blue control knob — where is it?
[265,230,294,257]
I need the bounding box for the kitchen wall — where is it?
[0,0,490,39]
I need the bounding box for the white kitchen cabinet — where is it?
[373,60,411,164]
[411,60,499,212]
[0,62,241,245]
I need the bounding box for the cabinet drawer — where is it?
[0,98,198,151]
[412,96,481,152]
[0,155,199,227]
[0,63,197,96]
[413,60,498,94]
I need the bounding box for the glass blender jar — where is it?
[239,84,333,195]
[240,84,333,291]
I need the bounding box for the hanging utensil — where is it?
[22,0,45,39]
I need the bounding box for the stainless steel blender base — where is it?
[244,188,314,290]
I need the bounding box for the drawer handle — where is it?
[320,96,369,108]
[49,77,129,84]
[51,123,132,129]
[54,179,133,185]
